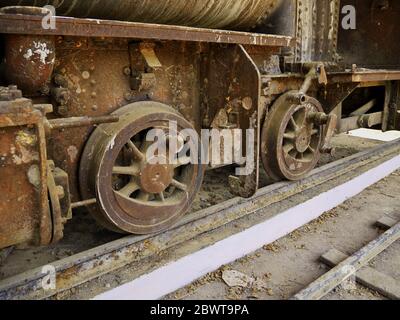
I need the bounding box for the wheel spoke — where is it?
[158,192,165,202]
[127,140,144,160]
[283,143,295,154]
[140,140,153,153]
[289,151,299,159]
[112,164,140,176]
[283,132,296,141]
[290,116,299,131]
[296,109,307,127]
[118,182,140,197]
[308,146,316,153]
[137,191,150,201]
[311,129,319,136]
[171,179,188,191]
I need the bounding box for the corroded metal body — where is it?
[0,0,399,249]
[0,87,65,248]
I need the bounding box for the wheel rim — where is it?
[261,92,323,181]
[80,102,203,234]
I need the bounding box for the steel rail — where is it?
[292,222,400,300]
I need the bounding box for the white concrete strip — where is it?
[348,129,400,142]
[94,153,400,300]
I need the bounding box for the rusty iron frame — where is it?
[0,99,52,247]
[199,44,263,197]
[0,13,295,47]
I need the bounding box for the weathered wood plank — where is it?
[292,222,400,300]
[376,216,398,230]
[321,249,400,300]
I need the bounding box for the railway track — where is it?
[0,139,400,300]
[292,217,400,300]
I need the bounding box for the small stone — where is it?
[222,270,254,288]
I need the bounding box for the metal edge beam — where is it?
[0,14,295,47]
[328,71,400,84]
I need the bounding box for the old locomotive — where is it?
[0,0,399,249]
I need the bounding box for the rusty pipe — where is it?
[48,115,120,130]
[339,112,383,133]
[71,198,97,209]
[1,0,283,30]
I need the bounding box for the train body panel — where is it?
[0,0,399,249]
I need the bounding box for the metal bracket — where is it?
[47,160,72,244]
[139,42,162,69]
[310,112,338,154]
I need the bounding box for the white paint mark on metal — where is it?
[23,42,53,64]
[27,165,41,188]
[23,49,33,60]
[108,135,117,151]
[67,145,78,163]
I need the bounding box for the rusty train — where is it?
[0,0,399,250]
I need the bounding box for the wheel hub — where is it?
[295,127,312,153]
[139,158,174,194]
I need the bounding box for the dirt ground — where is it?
[165,169,400,300]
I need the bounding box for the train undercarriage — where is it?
[0,0,399,250]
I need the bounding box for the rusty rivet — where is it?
[40,85,50,95]
[242,97,253,111]
[82,71,90,80]
[123,66,132,76]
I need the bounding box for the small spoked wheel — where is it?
[80,102,204,234]
[261,92,324,181]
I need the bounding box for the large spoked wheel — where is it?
[261,92,324,182]
[80,101,204,234]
